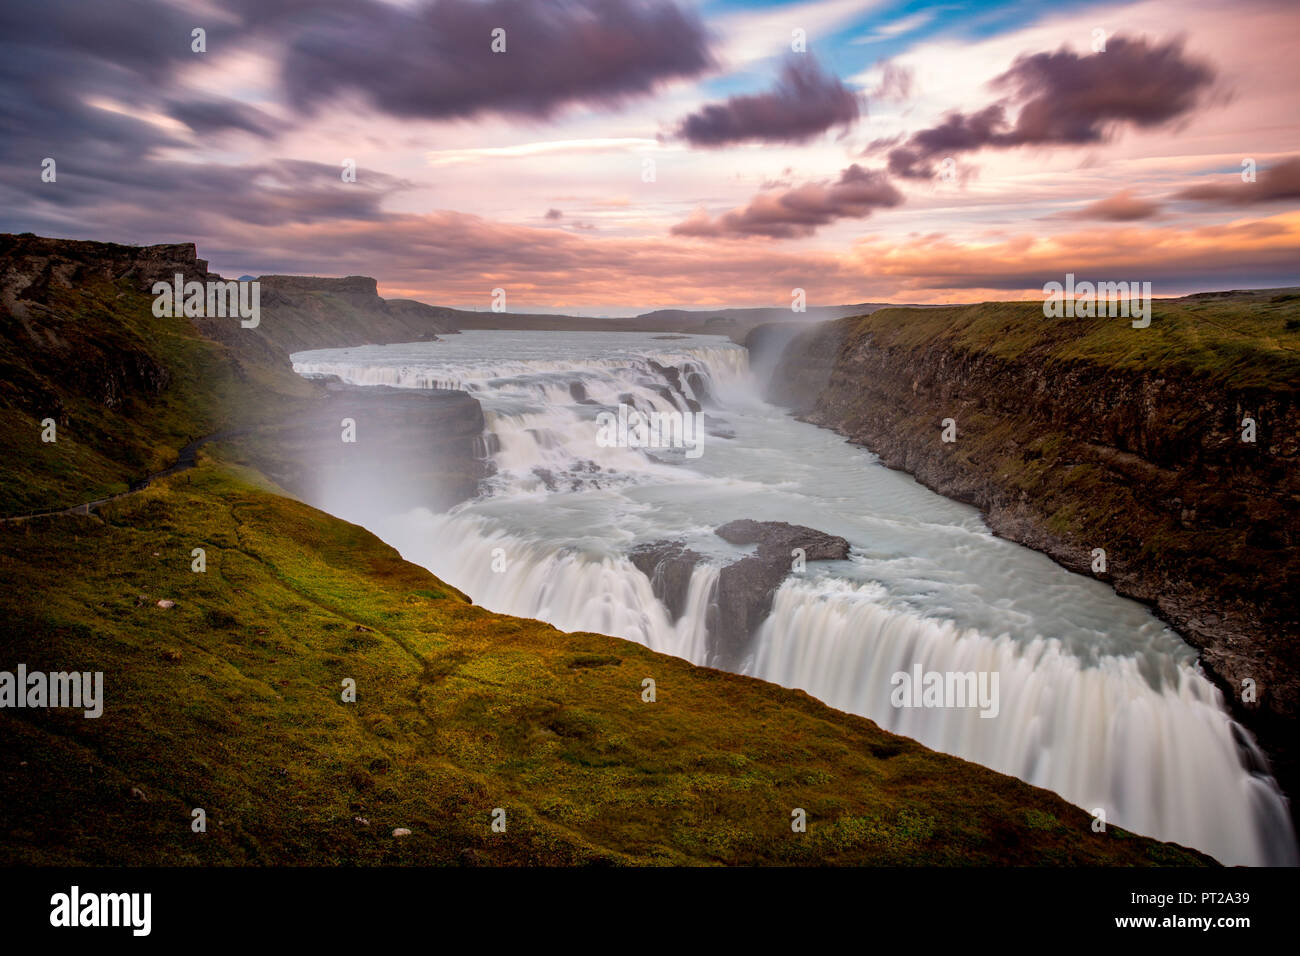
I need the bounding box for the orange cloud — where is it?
[229,208,1300,309]
[848,211,1300,296]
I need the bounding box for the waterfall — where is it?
[750,576,1295,867]
[294,330,1298,867]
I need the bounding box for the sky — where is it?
[2,0,1298,315]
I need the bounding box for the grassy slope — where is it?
[854,293,1300,389]
[833,294,1300,604]
[0,460,1205,865]
[0,276,315,515]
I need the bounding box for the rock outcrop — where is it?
[257,381,489,515]
[0,235,208,423]
[629,541,705,623]
[632,520,850,667]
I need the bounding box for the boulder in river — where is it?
[630,520,850,668]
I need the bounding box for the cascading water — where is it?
[293,330,1297,866]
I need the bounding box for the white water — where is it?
[294,330,1297,866]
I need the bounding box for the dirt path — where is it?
[0,429,247,523]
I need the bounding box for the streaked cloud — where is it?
[676,55,861,147]
[281,0,714,121]
[851,9,937,45]
[1061,189,1162,221]
[426,138,662,168]
[673,164,901,238]
[1176,156,1300,205]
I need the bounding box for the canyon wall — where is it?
[753,296,1300,809]
[0,234,484,516]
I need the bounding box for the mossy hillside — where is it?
[0,274,316,516]
[0,459,1210,866]
[852,293,1300,390]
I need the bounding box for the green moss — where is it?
[851,293,1300,390]
[0,460,1212,866]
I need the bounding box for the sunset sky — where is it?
[2,0,1298,313]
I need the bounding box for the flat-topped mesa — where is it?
[631,520,851,668]
[259,274,379,300]
[222,273,459,356]
[0,235,217,422]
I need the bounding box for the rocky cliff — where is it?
[252,274,459,354]
[251,381,488,516]
[754,293,1300,812]
[0,234,481,517]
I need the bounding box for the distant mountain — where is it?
[633,303,909,324]
[449,301,945,339]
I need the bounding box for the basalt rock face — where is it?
[632,520,850,668]
[0,236,219,512]
[630,541,705,623]
[757,300,1300,814]
[0,234,212,300]
[0,235,210,420]
[257,382,489,515]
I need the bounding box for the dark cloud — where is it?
[166,98,281,139]
[0,0,711,247]
[1175,157,1300,205]
[0,0,286,232]
[0,0,227,84]
[676,56,861,148]
[672,164,901,239]
[0,153,409,246]
[1064,189,1162,221]
[280,0,713,121]
[544,208,563,220]
[884,36,1215,178]
[886,105,1008,178]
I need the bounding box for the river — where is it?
[294,329,1296,866]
